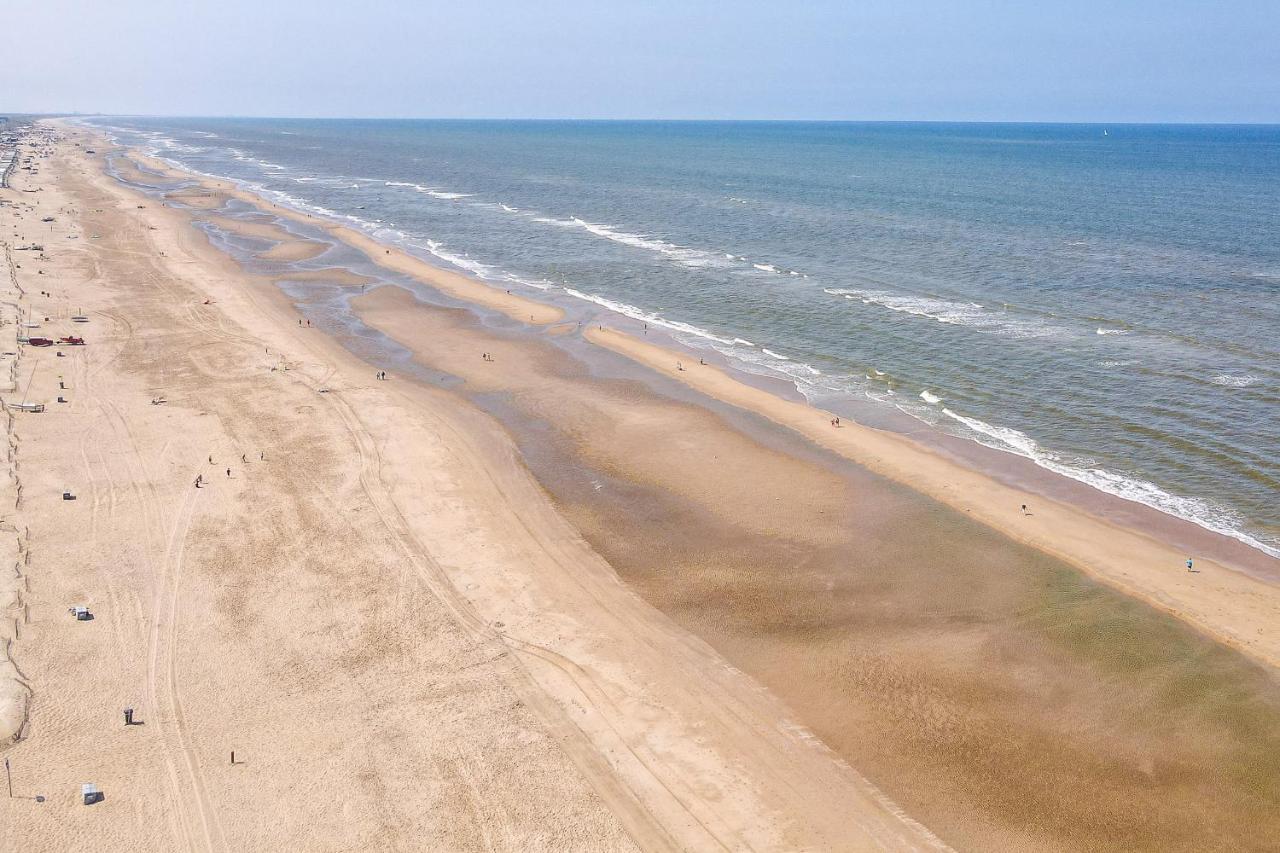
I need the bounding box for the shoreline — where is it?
[0,119,956,851]
[4,119,1275,850]
[101,124,1280,572]
[112,131,1278,670]
[346,281,1280,850]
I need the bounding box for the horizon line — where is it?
[17,112,1280,127]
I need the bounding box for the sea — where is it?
[86,118,1280,559]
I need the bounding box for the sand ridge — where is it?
[584,326,1280,669]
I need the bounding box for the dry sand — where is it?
[0,126,952,850]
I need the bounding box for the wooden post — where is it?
[5,757,10,797]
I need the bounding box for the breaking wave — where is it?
[1212,374,1260,387]
[938,408,1280,559]
[826,288,1066,339]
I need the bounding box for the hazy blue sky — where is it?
[8,0,1279,121]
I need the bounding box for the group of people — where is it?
[195,451,264,488]
[481,352,495,362]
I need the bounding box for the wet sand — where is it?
[353,287,1280,851]
[195,212,330,262]
[277,267,376,287]
[127,151,562,326]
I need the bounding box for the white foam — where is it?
[527,216,736,270]
[559,288,737,345]
[825,288,1064,339]
[381,233,554,292]
[383,180,472,200]
[570,217,730,268]
[422,240,499,279]
[1096,327,1130,335]
[228,147,287,172]
[706,340,833,389]
[919,390,942,404]
[939,408,1280,559]
[1212,374,1260,387]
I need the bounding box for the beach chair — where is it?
[82,782,102,805]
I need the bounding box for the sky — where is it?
[5,0,1279,122]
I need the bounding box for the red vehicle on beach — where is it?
[59,336,85,345]
[27,337,53,347]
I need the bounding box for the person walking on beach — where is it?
[226,468,231,478]
[194,474,202,488]
[1021,504,1028,516]
[1187,557,1194,572]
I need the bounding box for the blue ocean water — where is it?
[92,118,1280,557]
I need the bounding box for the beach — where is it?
[1,120,1278,851]
[0,124,949,850]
